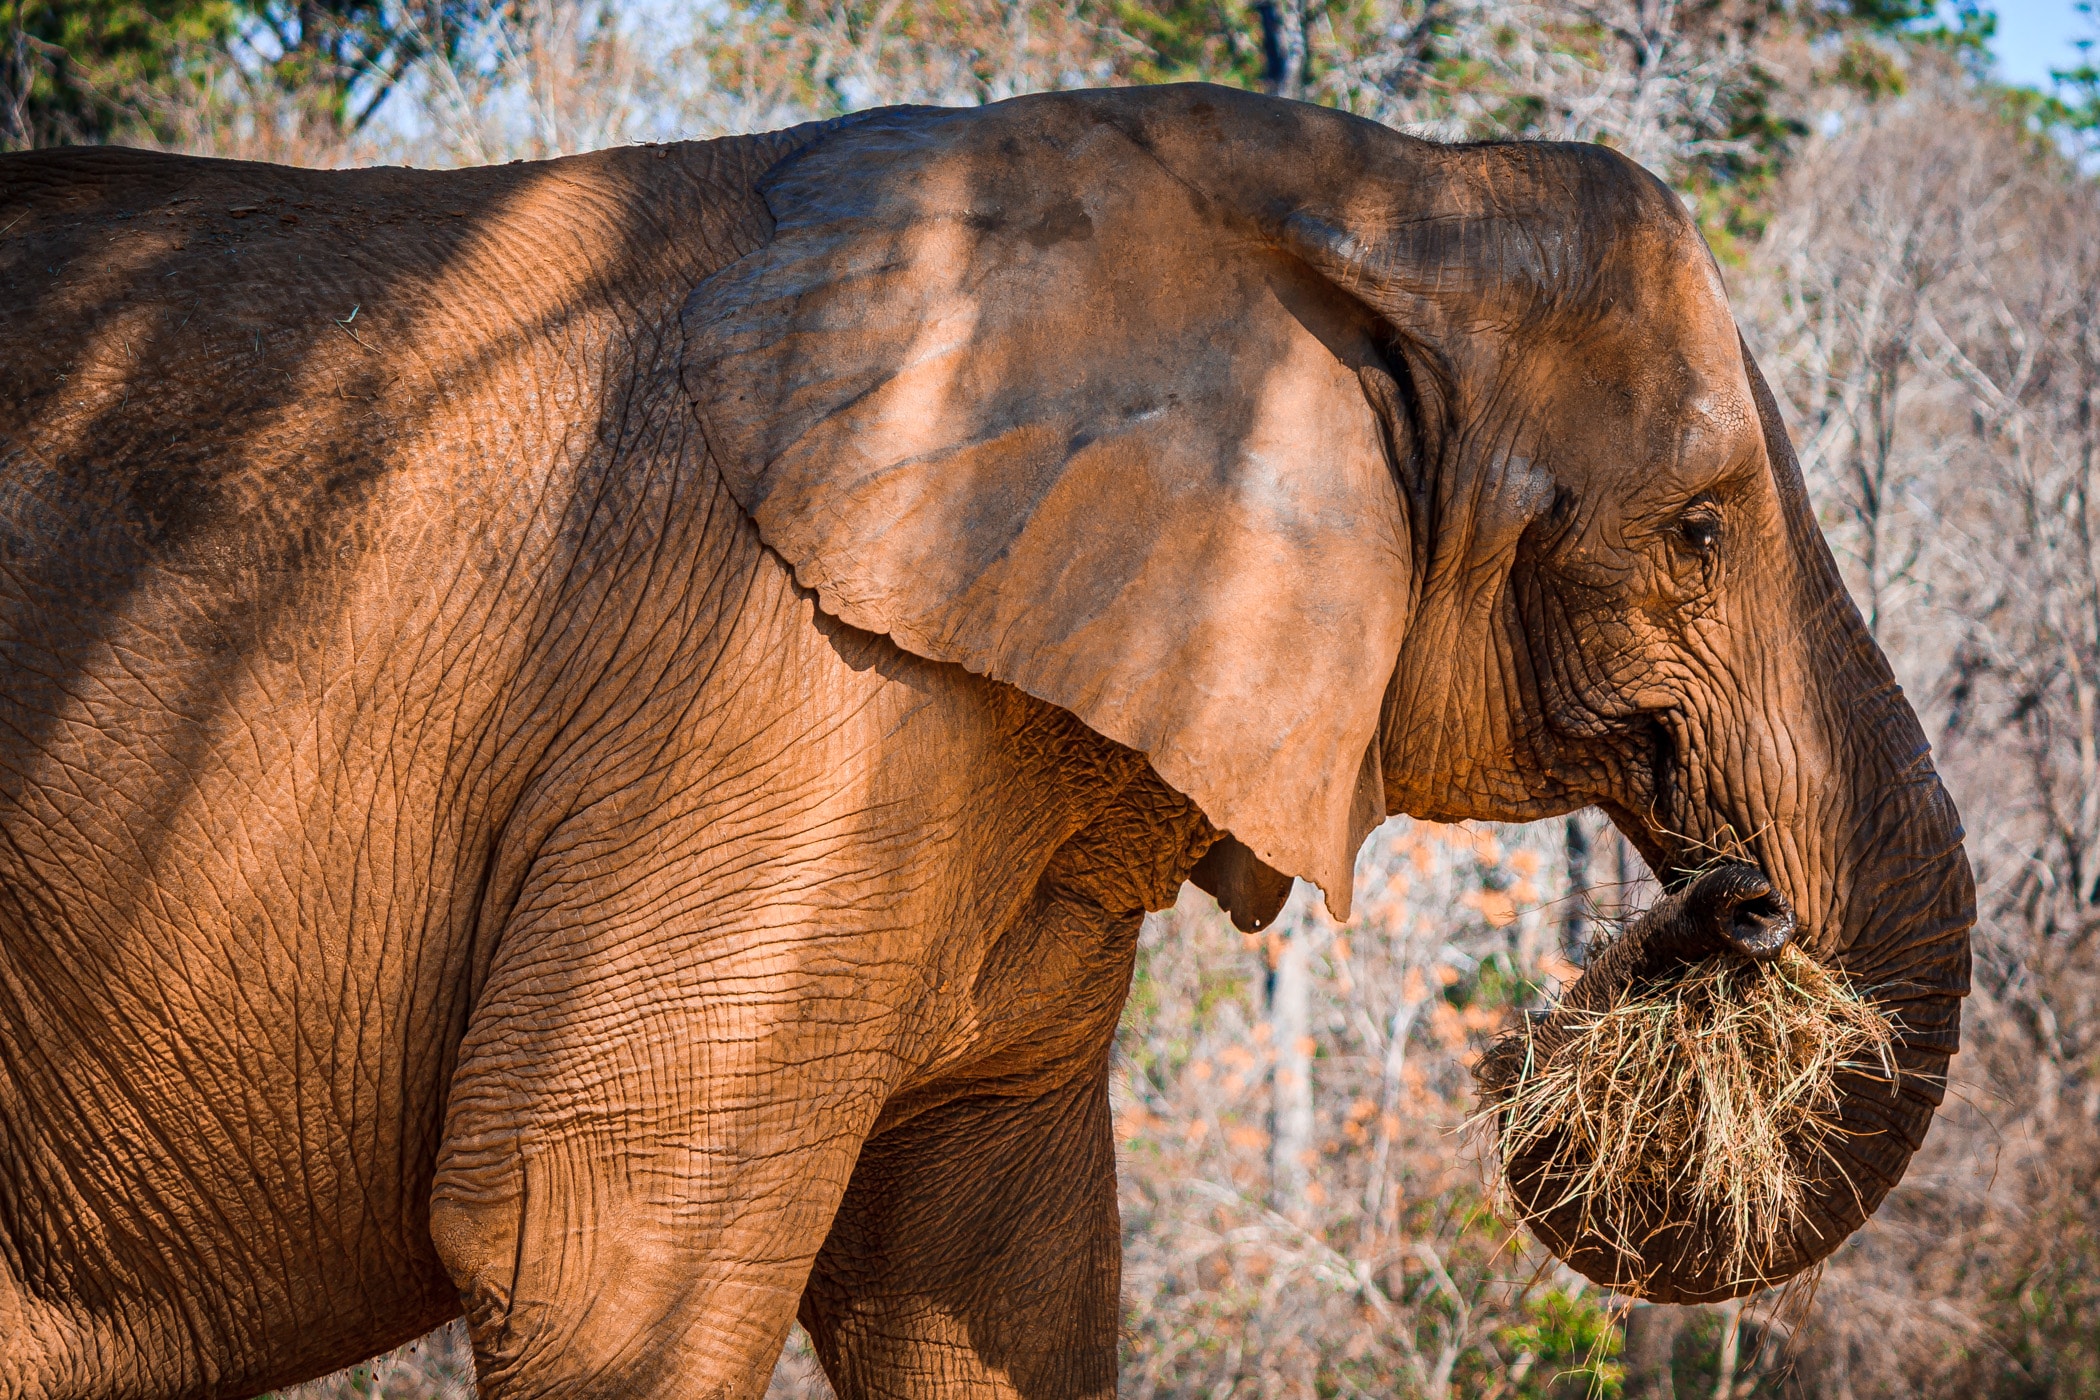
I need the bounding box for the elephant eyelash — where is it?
[1675,503,1723,555]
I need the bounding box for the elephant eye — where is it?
[1675,504,1722,556]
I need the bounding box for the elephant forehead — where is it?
[1523,332,1759,501]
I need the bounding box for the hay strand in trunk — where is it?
[1473,944,1896,1295]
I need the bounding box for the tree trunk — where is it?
[1623,1303,1680,1400]
[1268,927,1313,1215]
[1253,0,1306,99]
[1562,813,1594,964]
[1711,1299,1742,1400]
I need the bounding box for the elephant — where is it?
[0,82,1971,1399]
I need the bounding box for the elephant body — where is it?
[2,125,1178,1397]
[0,86,1972,1399]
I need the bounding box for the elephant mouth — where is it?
[1472,863,1898,1299]
[1584,715,1686,879]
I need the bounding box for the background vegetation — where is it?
[12,0,2100,1394]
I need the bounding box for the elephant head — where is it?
[683,84,1971,1300]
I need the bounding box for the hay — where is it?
[1473,943,1896,1294]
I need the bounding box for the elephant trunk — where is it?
[1483,619,1974,1303]
[1710,352,1975,1298]
[1765,675,1972,1293]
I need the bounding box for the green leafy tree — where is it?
[1497,1288,1624,1399]
[2,0,515,149]
[1110,0,1267,89]
[2,0,235,146]
[235,0,511,132]
[2053,0,2099,136]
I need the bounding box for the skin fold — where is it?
[0,85,1970,1399]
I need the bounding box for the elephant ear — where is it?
[682,97,1412,917]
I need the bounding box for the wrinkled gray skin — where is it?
[0,84,1968,1399]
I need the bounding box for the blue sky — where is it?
[1990,0,2095,89]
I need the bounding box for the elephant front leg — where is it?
[426,909,900,1400]
[799,1067,1123,1400]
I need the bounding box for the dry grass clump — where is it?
[1475,944,1897,1294]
